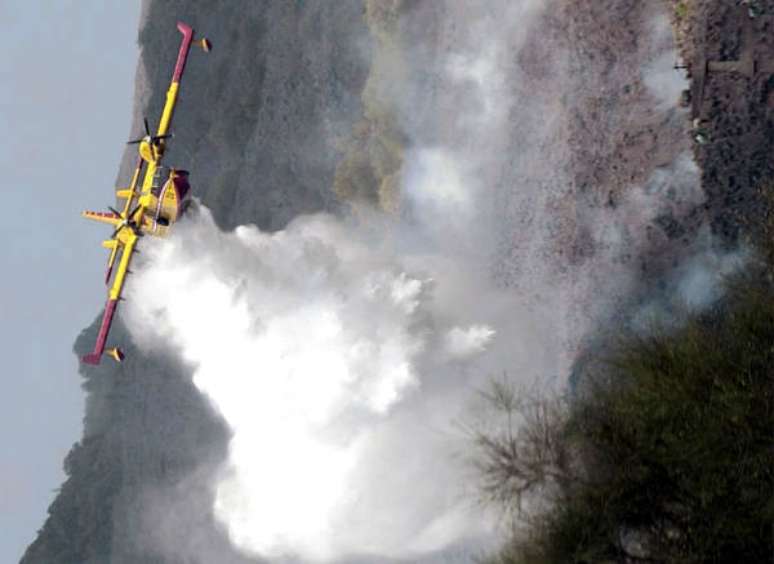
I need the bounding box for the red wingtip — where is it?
[82,353,102,365]
[177,21,193,36]
[172,22,195,83]
[82,299,119,366]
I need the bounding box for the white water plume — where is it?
[124,206,502,561]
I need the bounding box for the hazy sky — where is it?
[0,2,141,560]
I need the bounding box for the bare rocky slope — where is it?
[23,0,773,562]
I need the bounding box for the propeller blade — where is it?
[105,246,119,285]
[111,225,124,239]
[108,206,122,217]
[127,204,142,220]
[128,117,153,145]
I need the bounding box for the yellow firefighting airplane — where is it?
[81,22,211,365]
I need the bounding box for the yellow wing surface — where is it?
[81,22,210,365]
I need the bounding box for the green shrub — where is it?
[675,1,689,21]
[477,271,774,563]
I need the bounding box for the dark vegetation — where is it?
[668,0,774,246]
[472,2,774,560]
[475,264,774,563]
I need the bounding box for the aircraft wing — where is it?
[81,233,139,365]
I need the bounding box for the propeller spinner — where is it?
[128,118,173,163]
[127,117,173,145]
[109,205,144,239]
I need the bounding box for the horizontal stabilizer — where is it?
[116,189,137,200]
[82,210,121,226]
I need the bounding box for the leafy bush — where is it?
[674,1,689,21]
[476,271,774,563]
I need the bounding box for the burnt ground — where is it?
[678,0,774,245]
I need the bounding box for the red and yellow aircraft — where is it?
[81,22,211,365]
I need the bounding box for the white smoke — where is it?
[642,13,689,110]
[674,236,748,308]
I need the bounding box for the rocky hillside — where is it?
[23,0,773,562]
